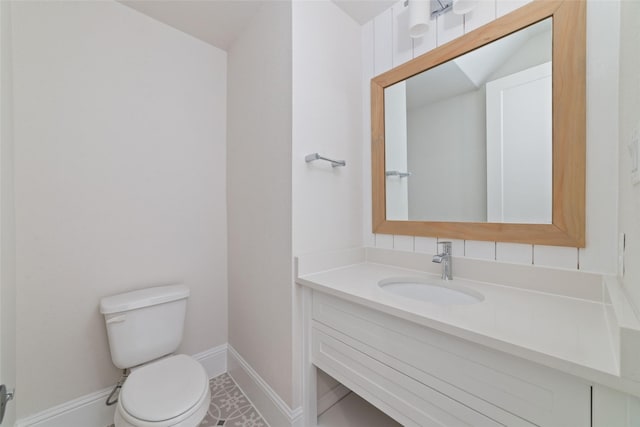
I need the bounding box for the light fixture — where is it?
[430,0,452,18]
[429,0,476,18]
[408,0,430,38]
[408,0,477,39]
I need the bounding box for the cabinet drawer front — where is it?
[312,327,504,427]
[313,292,590,427]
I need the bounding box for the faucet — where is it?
[432,241,453,280]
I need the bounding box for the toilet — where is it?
[100,285,211,427]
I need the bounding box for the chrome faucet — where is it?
[432,241,453,280]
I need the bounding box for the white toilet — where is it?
[100,285,211,427]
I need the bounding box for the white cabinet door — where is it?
[312,326,504,427]
[312,292,591,427]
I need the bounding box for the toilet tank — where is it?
[100,285,189,369]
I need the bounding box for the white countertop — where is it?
[296,252,640,395]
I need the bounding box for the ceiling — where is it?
[332,0,396,24]
[119,0,395,50]
[119,1,264,50]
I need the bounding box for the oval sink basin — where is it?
[378,277,484,305]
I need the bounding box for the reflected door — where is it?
[486,62,552,224]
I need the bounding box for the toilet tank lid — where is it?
[100,285,189,314]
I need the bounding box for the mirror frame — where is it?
[371,0,585,247]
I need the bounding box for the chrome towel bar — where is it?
[305,153,346,168]
[386,170,411,178]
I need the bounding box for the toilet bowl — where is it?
[100,285,211,427]
[114,355,210,427]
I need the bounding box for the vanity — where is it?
[296,0,639,425]
[297,248,640,427]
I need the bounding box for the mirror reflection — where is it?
[385,18,552,224]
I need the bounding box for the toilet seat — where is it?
[115,355,210,427]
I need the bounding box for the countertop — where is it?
[296,248,640,396]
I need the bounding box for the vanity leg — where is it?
[301,286,318,426]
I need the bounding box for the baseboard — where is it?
[14,387,115,427]
[15,343,228,427]
[227,345,304,427]
[194,342,228,379]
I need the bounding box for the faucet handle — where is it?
[438,241,452,254]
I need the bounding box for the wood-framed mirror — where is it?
[371,0,585,247]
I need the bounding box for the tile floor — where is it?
[202,373,268,426]
[107,373,268,427]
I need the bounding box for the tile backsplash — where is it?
[374,234,580,271]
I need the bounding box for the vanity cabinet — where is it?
[310,292,591,427]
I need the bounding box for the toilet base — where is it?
[114,387,210,427]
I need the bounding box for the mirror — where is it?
[372,0,585,247]
[386,19,552,224]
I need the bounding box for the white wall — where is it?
[617,0,640,312]
[407,89,486,222]
[227,0,295,409]
[0,2,17,426]
[227,0,362,411]
[291,0,363,408]
[384,81,409,221]
[363,0,620,272]
[10,1,228,417]
[292,1,363,256]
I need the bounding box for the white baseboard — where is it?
[14,387,115,427]
[15,343,228,427]
[227,345,304,427]
[194,342,228,379]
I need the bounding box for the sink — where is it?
[378,277,484,305]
